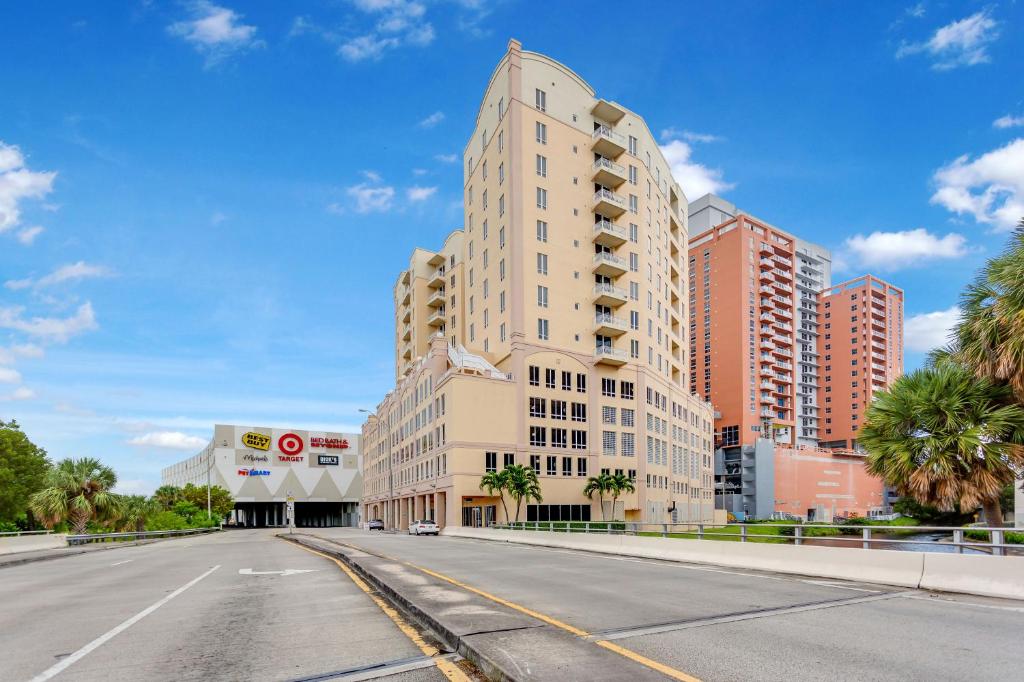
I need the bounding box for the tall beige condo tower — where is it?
[363,40,715,529]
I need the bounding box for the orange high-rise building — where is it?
[819,275,904,450]
[688,204,826,450]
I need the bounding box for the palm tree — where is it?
[607,473,636,521]
[30,458,123,534]
[152,485,182,510]
[117,495,154,532]
[583,473,614,521]
[946,220,1024,404]
[479,470,511,524]
[503,464,543,523]
[859,365,1024,527]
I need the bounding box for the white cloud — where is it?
[0,386,36,402]
[127,431,208,450]
[16,225,44,245]
[407,186,437,201]
[0,344,44,365]
[931,138,1024,231]
[5,261,111,291]
[660,127,722,144]
[0,302,98,343]
[896,10,999,70]
[346,183,395,213]
[210,211,227,225]
[418,111,445,128]
[338,0,434,62]
[113,479,152,495]
[434,153,457,164]
[412,168,428,176]
[0,141,56,233]
[168,1,264,67]
[0,367,21,384]
[339,34,400,61]
[907,2,926,19]
[841,228,968,271]
[904,306,960,352]
[993,114,1024,129]
[659,139,734,201]
[325,202,345,216]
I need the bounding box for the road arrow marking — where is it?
[238,568,318,576]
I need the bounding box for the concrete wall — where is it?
[445,527,1024,601]
[0,534,66,555]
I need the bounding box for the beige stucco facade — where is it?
[362,39,716,529]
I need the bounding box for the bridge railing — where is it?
[489,521,1022,556]
[66,527,220,546]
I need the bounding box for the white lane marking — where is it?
[109,560,133,567]
[28,565,221,682]
[800,580,880,593]
[238,568,318,576]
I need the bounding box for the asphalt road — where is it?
[308,528,1024,682]
[0,529,458,682]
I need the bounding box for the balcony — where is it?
[593,251,628,277]
[593,283,628,306]
[398,285,411,305]
[401,342,412,359]
[595,313,628,336]
[595,346,627,365]
[760,380,775,389]
[427,308,446,327]
[593,219,627,247]
[593,188,627,218]
[401,306,411,323]
[772,281,793,293]
[426,288,446,307]
[401,324,411,341]
[592,157,627,187]
[591,125,626,158]
[427,268,445,289]
[759,257,775,268]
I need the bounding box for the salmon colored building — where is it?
[773,447,887,521]
[688,212,811,448]
[819,275,904,450]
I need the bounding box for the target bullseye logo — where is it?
[278,433,304,456]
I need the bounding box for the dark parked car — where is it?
[367,519,385,530]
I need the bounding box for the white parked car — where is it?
[408,519,439,536]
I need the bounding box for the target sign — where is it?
[278,433,304,456]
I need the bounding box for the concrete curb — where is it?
[282,534,515,681]
[281,533,668,682]
[443,527,1024,601]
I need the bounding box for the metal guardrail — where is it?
[66,527,220,546]
[490,522,1021,556]
[0,530,53,537]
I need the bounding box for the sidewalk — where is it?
[0,539,159,569]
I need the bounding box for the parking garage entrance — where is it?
[231,501,358,528]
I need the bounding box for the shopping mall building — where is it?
[161,424,362,528]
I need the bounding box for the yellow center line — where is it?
[288,541,472,682]
[320,537,704,682]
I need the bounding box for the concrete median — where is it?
[443,527,1024,600]
[0,534,67,556]
[920,552,1024,600]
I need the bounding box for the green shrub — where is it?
[965,529,1024,544]
[145,511,189,531]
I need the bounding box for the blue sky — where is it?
[1,1,1022,494]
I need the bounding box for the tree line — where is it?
[861,220,1024,527]
[0,420,233,534]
